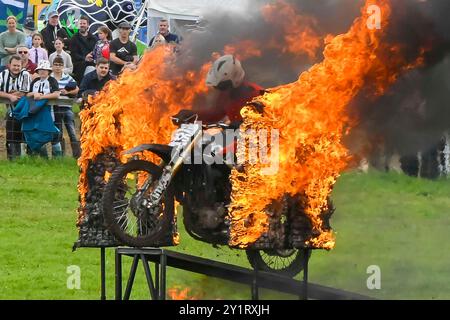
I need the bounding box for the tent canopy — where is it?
[146,0,248,20]
[144,0,248,43]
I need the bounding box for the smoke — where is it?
[348,0,450,159]
[163,0,449,159]
[172,0,364,87]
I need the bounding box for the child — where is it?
[51,56,80,158]
[92,26,112,64]
[29,33,48,66]
[49,37,73,75]
[27,60,61,157]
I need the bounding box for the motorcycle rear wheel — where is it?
[102,160,174,247]
[246,248,310,277]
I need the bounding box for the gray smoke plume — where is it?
[348,0,450,166]
[172,0,364,87]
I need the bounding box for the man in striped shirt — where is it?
[0,55,32,159]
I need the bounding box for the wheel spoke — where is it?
[104,163,169,243]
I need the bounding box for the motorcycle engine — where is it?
[196,204,226,230]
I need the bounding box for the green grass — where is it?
[0,104,6,119]
[0,158,449,299]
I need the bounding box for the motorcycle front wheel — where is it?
[102,160,174,247]
[246,248,310,277]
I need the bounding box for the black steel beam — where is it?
[116,247,373,300]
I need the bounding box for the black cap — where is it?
[118,21,132,29]
[24,18,35,31]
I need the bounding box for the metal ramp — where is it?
[108,247,372,300]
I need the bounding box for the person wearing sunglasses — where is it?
[16,45,37,75]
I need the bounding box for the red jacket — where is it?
[25,59,36,74]
[197,82,264,123]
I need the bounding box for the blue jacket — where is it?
[12,96,59,151]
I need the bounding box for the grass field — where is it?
[0,157,449,300]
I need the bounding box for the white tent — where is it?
[143,0,248,44]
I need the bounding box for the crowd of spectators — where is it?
[0,12,180,161]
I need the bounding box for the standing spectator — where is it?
[0,16,26,66]
[0,55,32,160]
[27,60,61,157]
[70,16,97,84]
[148,19,179,47]
[16,46,37,75]
[49,37,73,75]
[40,11,69,56]
[109,22,138,76]
[29,33,48,66]
[79,57,115,99]
[51,56,80,158]
[92,26,111,64]
[22,18,35,49]
[149,34,167,51]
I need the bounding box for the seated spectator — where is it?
[92,26,111,64]
[148,19,180,47]
[0,16,26,66]
[29,33,48,66]
[0,55,32,160]
[51,56,80,158]
[49,37,73,75]
[16,46,37,75]
[27,60,61,157]
[109,22,138,76]
[79,58,115,101]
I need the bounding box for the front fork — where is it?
[145,130,203,208]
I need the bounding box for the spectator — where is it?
[40,11,69,55]
[29,33,48,66]
[70,15,97,84]
[149,34,167,50]
[0,16,26,66]
[27,60,61,157]
[92,26,111,64]
[148,19,179,47]
[22,18,35,49]
[79,57,115,99]
[0,55,32,160]
[109,21,138,76]
[51,56,80,158]
[49,37,73,75]
[16,46,37,75]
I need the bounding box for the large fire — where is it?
[77,47,210,224]
[228,0,426,249]
[77,0,427,249]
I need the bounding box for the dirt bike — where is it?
[102,109,310,277]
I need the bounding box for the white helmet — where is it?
[206,54,245,89]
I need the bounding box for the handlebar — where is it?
[202,122,230,130]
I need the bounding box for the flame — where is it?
[228,0,426,249]
[77,46,210,225]
[224,40,262,61]
[222,0,322,63]
[168,286,202,300]
[261,0,322,60]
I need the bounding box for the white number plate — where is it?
[168,124,200,148]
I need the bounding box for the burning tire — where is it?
[246,248,309,277]
[102,160,174,247]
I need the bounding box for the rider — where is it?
[193,54,265,125]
